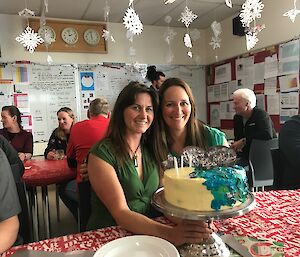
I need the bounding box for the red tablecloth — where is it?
[23,159,76,186]
[3,190,300,257]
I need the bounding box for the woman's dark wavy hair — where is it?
[107,81,160,166]
[2,105,23,130]
[146,65,165,83]
[157,78,208,164]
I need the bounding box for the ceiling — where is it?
[0,0,244,29]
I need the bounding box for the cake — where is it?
[164,165,249,211]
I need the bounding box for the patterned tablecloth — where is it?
[3,190,300,257]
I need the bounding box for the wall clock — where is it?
[38,25,56,43]
[84,28,101,46]
[61,27,79,45]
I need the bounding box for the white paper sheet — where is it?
[279,74,299,92]
[215,63,231,84]
[264,77,277,95]
[264,54,278,79]
[267,94,280,115]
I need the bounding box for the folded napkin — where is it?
[11,250,95,257]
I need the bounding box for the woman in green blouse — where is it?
[157,77,228,162]
[87,81,214,246]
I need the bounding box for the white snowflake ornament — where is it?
[225,0,232,8]
[283,0,300,23]
[129,0,134,6]
[246,32,258,50]
[164,0,176,4]
[209,36,221,50]
[240,0,264,27]
[102,29,115,42]
[184,33,192,48]
[179,6,198,28]
[164,29,177,44]
[18,8,35,17]
[16,26,44,53]
[187,51,193,58]
[123,7,143,35]
[211,21,222,38]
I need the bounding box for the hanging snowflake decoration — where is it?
[184,33,192,48]
[164,29,177,45]
[209,36,221,50]
[16,26,44,53]
[179,6,198,28]
[211,21,222,38]
[225,0,232,8]
[129,0,134,6]
[102,29,115,42]
[240,0,264,27]
[190,29,201,41]
[18,8,35,17]
[246,32,258,50]
[164,15,172,24]
[123,7,143,35]
[164,0,176,4]
[283,0,300,23]
[187,51,193,58]
[104,5,110,21]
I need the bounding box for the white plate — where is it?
[94,235,180,257]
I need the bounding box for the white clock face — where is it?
[61,27,78,45]
[38,25,56,44]
[84,29,100,46]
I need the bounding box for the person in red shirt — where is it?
[58,98,110,220]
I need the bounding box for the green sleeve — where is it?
[204,126,227,147]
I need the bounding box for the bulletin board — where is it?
[206,38,300,133]
[0,62,206,143]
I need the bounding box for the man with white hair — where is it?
[231,88,276,167]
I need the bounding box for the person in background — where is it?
[157,77,228,163]
[0,105,33,161]
[44,107,75,160]
[60,98,110,220]
[87,81,213,246]
[0,148,21,254]
[278,114,300,189]
[231,88,276,167]
[146,65,166,93]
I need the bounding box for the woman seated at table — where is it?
[0,105,33,161]
[44,107,75,160]
[157,77,228,161]
[87,81,214,246]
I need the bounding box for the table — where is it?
[23,158,76,241]
[3,190,300,257]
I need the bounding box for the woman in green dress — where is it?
[87,81,214,246]
[157,77,228,162]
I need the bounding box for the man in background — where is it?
[231,88,276,167]
[59,98,110,220]
[0,148,20,254]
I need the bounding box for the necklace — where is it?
[129,144,140,167]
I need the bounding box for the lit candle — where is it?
[174,157,179,176]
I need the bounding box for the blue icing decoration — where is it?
[189,165,249,211]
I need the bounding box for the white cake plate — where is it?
[152,187,256,257]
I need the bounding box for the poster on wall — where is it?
[279,74,299,92]
[215,63,231,84]
[210,104,220,128]
[80,71,95,91]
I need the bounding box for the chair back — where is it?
[249,138,278,189]
[270,148,283,189]
[77,180,91,232]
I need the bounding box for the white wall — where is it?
[0,14,208,65]
[205,0,300,64]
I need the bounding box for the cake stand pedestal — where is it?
[152,187,256,257]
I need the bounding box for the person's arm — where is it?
[0,215,19,254]
[88,153,213,246]
[44,130,57,159]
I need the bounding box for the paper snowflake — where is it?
[129,0,134,6]
[102,29,115,42]
[187,51,193,58]
[164,29,177,44]
[184,33,192,48]
[240,0,264,27]
[209,36,221,50]
[211,21,222,38]
[190,29,201,41]
[246,32,258,50]
[283,0,300,23]
[225,0,232,8]
[123,7,143,35]
[164,0,176,4]
[16,26,44,53]
[178,6,198,28]
[18,8,35,17]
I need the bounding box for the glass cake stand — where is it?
[152,187,256,257]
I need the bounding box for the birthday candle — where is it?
[173,157,179,176]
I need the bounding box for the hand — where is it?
[230,139,245,152]
[18,152,26,162]
[47,150,56,160]
[80,161,89,181]
[170,219,215,246]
